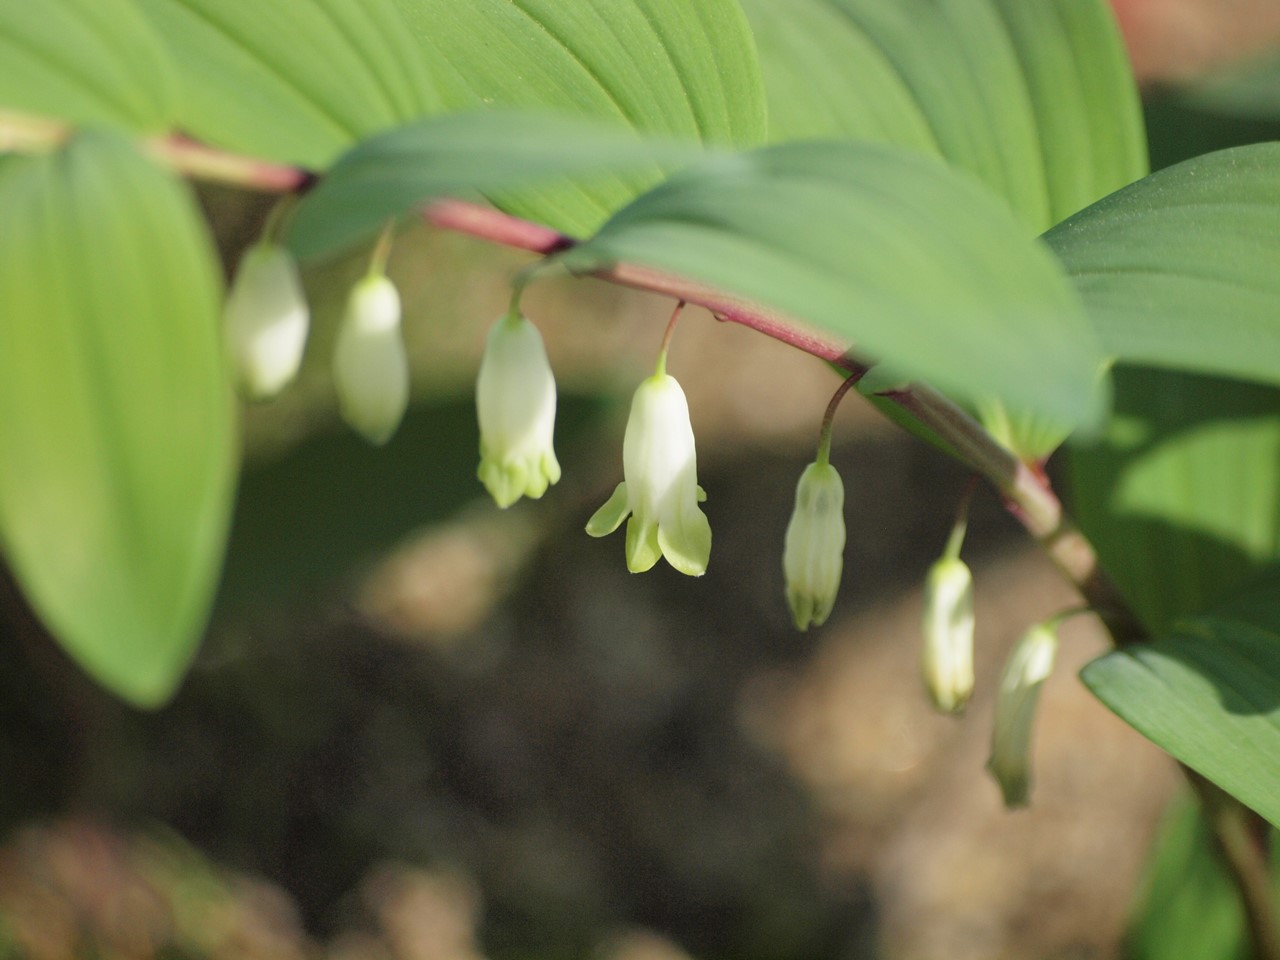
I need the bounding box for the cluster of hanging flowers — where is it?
[225,215,1071,812]
[224,221,410,444]
[914,478,1072,807]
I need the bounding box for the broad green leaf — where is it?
[1046,144,1280,388]
[740,0,1147,233]
[1127,793,1277,960]
[0,0,175,131]
[739,0,1143,458]
[1082,570,1280,826]
[0,130,235,707]
[287,111,702,261]
[1071,367,1280,635]
[133,0,445,168]
[561,142,1105,429]
[391,0,767,234]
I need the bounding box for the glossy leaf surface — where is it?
[1046,144,1280,388]
[562,142,1105,429]
[1083,570,1280,826]
[1071,368,1280,635]
[0,131,235,706]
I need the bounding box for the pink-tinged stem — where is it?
[0,109,309,193]
[425,197,1139,641]
[148,135,312,193]
[426,199,855,367]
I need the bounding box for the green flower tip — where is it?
[988,621,1059,809]
[585,374,710,576]
[782,460,845,630]
[476,313,560,508]
[921,556,975,714]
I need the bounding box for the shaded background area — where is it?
[3,6,1280,959]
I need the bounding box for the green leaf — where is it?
[1046,144,1280,389]
[0,0,175,131]
[1070,367,1280,635]
[1082,570,1280,827]
[133,0,445,168]
[1127,793,1274,960]
[739,0,1147,233]
[390,0,767,234]
[738,0,1143,458]
[561,141,1105,430]
[0,130,235,707]
[287,111,703,261]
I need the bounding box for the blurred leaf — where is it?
[391,0,766,234]
[1188,53,1280,121]
[1143,94,1280,175]
[0,0,175,131]
[133,0,444,168]
[1046,144,1280,389]
[1127,792,1276,960]
[562,141,1105,430]
[1070,368,1280,635]
[739,0,1146,233]
[1082,569,1280,827]
[287,111,702,260]
[0,130,235,707]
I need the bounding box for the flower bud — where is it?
[988,622,1059,808]
[333,274,409,445]
[223,243,309,399]
[782,460,846,630]
[476,313,561,508]
[921,557,975,713]
[586,372,711,576]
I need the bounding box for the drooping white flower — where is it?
[921,556,975,713]
[223,242,309,400]
[782,460,846,630]
[476,313,561,508]
[988,621,1060,808]
[333,274,409,445]
[586,372,711,576]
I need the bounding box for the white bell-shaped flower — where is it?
[782,460,846,630]
[988,621,1059,808]
[476,313,561,508]
[223,242,309,400]
[586,372,711,576]
[921,556,975,713]
[333,274,409,445]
